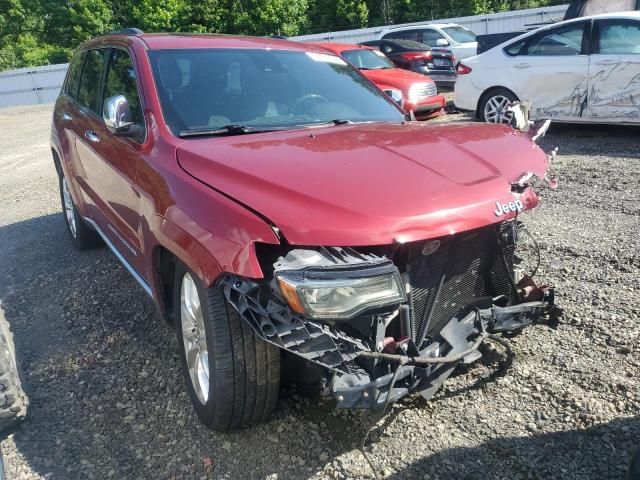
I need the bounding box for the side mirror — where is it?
[436,38,450,47]
[383,88,404,107]
[103,95,136,135]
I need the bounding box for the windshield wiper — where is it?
[300,119,361,128]
[179,124,282,138]
[320,119,354,126]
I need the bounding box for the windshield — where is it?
[341,49,394,70]
[149,49,404,136]
[443,26,477,43]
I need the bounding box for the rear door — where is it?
[588,18,640,122]
[507,21,591,121]
[74,47,147,273]
[53,51,86,189]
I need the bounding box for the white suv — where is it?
[379,23,478,60]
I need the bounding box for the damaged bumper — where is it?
[223,263,557,410]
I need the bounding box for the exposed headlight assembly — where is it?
[273,248,405,321]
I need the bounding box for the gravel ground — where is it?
[0,104,638,480]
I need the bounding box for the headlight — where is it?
[277,272,405,320]
[273,248,405,321]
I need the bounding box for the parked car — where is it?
[456,12,640,125]
[311,42,445,118]
[477,0,640,54]
[360,39,457,88]
[379,23,478,60]
[52,30,558,432]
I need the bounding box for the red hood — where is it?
[361,68,434,92]
[176,122,549,246]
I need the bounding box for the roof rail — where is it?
[109,28,144,35]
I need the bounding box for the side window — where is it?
[421,29,446,47]
[385,30,420,42]
[103,49,144,128]
[64,52,86,99]
[77,49,107,114]
[504,39,526,56]
[526,23,585,56]
[598,20,640,54]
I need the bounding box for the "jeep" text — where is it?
[494,200,524,217]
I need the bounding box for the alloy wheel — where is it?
[180,273,210,404]
[62,177,77,238]
[484,95,515,125]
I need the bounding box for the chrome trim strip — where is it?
[82,216,153,297]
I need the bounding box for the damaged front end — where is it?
[223,220,559,410]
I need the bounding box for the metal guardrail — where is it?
[290,4,569,43]
[0,63,68,108]
[0,5,570,108]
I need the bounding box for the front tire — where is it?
[58,171,102,250]
[478,88,519,125]
[0,302,27,433]
[175,264,280,431]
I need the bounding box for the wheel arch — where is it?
[146,230,224,325]
[51,147,62,176]
[477,86,520,119]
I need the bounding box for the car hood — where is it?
[176,122,550,246]
[361,68,434,91]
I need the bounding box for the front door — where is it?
[588,18,640,123]
[507,21,591,121]
[73,47,147,274]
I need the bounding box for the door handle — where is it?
[514,63,531,69]
[84,130,100,143]
[595,59,616,66]
[61,112,73,121]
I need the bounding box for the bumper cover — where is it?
[223,275,557,409]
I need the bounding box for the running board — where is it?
[82,217,153,297]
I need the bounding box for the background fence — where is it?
[291,4,568,43]
[0,4,569,109]
[0,63,68,109]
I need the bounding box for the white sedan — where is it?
[455,12,640,125]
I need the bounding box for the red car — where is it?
[51,30,558,431]
[313,42,446,119]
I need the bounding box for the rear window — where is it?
[341,49,394,69]
[387,40,431,51]
[384,30,421,42]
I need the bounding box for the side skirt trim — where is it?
[82,216,153,297]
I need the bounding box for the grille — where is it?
[407,224,516,346]
[409,82,438,100]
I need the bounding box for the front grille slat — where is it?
[410,82,438,101]
[408,224,516,346]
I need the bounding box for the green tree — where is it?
[183,0,230,33]
[231,0,309,36]
[335,0,368,28]
[40,0,114,47]
[132,0,188,31]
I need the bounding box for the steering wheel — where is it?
[292,93,329,114]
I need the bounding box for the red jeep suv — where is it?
[51,30,558,431]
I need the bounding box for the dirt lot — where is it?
[0,104,638,480]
